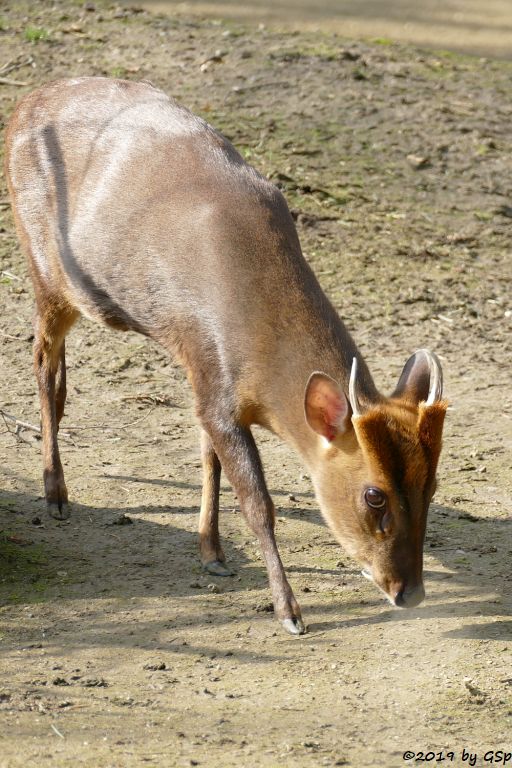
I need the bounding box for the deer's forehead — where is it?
[353,409,431,494]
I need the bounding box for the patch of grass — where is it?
[110,66,127,78]
[24,25,49,42]
[241,146,254,160]
[372,37,394,46]
[80,40,102,52]
[269,41,348,63]
[474,210,494,221]
[434,48,467,61]
[0,533,53,604]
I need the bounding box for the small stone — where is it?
[107,514,133,526]
[81,678,108,688]
[339,49,360,61]
[496,204,512,218]
[407,153,430,169]
[254,601,273,613]
[352,68,367,81]
[464,678,486,698]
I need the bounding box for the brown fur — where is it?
[418,401,449,473]
[354,400,447,499]
[5,77,447,633]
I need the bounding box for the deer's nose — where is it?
[394,586,407,607]
[393,582,425,608]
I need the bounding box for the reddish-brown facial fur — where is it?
[352,400,447,603]
[5,78,447,634]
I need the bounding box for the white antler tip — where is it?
[349,356,361,418]
[425,350,443,406]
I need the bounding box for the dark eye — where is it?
[365,487,386,509]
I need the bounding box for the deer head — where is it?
[305,349,447,608]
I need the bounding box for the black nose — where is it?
[394,583,425,608]
[394,588,406,607]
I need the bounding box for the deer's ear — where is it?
[392,349,443,405]
[304,372,350,442]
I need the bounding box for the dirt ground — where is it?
[0,2,511,767]
[138,0,512,59]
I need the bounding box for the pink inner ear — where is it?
[305,373,350,441]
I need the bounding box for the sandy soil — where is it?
[0,2,511,767]
[137,0,512,59]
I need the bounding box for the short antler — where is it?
[349,357,364,418]
[424,350,443,406]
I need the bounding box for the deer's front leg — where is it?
[204,421,305,635]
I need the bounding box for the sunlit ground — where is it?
[130,0,512,58]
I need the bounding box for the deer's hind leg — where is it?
[34,298,78,520]
[198,429,232,576]
[55,340,68,428]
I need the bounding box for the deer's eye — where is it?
[364,487,386,509]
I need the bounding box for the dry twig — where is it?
[0,409,40,434]
[63,409,156,434]
[0,408,77,445]
[50,723,65,739]
[118,407,157,430]
[0,55,34,76]
[0,329,20,341]
[1,270,21,281]
[0,77,28,86]
[119,393,173,406]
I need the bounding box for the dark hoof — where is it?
[203,560,233,577]
[47,500,71,521]
[281,617,307,636]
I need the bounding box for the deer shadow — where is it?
[1,477,510,651]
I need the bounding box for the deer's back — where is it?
[6,78,344,417]
[8,79,308,326]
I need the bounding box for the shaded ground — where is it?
[0,2,511,766]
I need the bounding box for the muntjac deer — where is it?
[5,78,447,634]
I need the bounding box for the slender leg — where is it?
[198,429,232,576]
[203,420,305,635]
[34,306,77,519]
[55,341,67,428]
